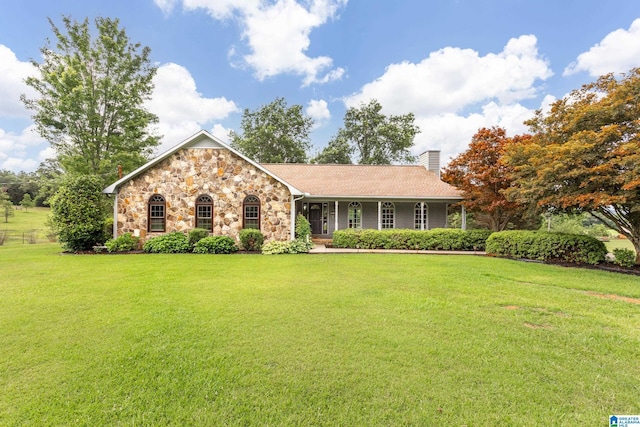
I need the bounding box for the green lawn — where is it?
[605,238,636,253]
[1,244,639,425]
[0,207,52,245]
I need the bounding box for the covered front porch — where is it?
[296,199,466,237]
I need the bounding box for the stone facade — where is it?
[115,148,293,242]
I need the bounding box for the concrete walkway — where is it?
[309,243,486,256]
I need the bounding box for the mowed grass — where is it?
[0,207,52,245]
[1,244,639,426]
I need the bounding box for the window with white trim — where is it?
[348,202,362,229]
[414,202,428,230]
[381,202,395,229]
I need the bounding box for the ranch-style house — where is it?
[103,130,464,242]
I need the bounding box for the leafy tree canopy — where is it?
[230,97,312,163]
[320,99,419,165]
[442,127,536,231]
[311,130,353,164]
[504,68,640,263]
[22,16,160,187]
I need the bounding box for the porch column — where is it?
[377,201,381,230]
[290,195,296,240]
[461,205,467,230]
[421,202,425,231]
[334,200,339,233]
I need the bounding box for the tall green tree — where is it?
[22,16,160,186]
[311,130,353,164]
[327,99,420,165]
[1,191,14,223]
[50,174,107,251]
[505,68,640,263]
[20,194,35,212]
[230,97,312,163]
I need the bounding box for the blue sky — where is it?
[1,0,640,172]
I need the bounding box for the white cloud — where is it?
[0,126,48,172]
[343,35,553,166]
[306,99,330,128]
[0,44,37,118]
[345,35,551,115]
[173,0,346,86]
[210,123,232,142]
[154,0,179,15]
[146,62,239,152]
[564,18,640,76]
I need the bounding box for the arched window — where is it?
[148,194,166,232]
[243,195,261,230]
[348,202,362,229]
[414,202,428,230]
[381,202,395,229]
[196,194,213,231]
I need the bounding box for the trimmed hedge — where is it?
[332,228,492,251]
[485,230,607,265]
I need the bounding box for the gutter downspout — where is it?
[112,192,118,238]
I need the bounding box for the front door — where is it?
[309,203,323,234]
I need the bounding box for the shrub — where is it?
[261,239,312,255]
[105,233,140,253]
[288,238,312,254]
[612,248,636,267]
[239,229,264,251]
[486,230,607,265]
[193,236,238,254]
[261,240,291,255]
[188,228,209,247]
[49,175,108,251]
[143,232,191,253]
[332,228,493,251]
[295,214,312,241]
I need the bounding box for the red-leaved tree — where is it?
[442,127,533,231]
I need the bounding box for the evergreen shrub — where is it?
[143,232,191,253]
[105,232,139,253]
[193,236,238,254]
[188,228,209,247]
[612,248,636,267]
[239,229,264,251]
[332,228,492,251]
[485,230,607,265]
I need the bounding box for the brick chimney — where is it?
[418,151,440,178]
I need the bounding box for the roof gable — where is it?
[103,130,303,195]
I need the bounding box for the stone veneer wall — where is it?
[116,148,293,242]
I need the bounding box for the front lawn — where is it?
[1,244,639,425]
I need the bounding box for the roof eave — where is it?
[297,194,463,201]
